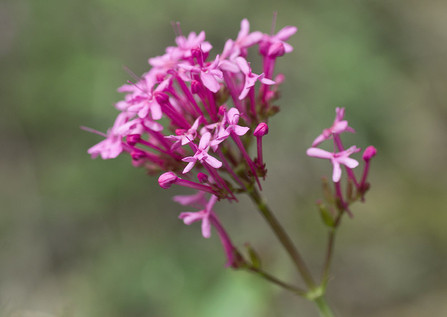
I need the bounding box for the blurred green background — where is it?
[1,0,447,316]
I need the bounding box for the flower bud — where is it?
[274,73,286,85]
[131,150,146,160]
[154,91,170,105]
[156,73,166,82]
[126,134,141,146]
[158,172,178,189]
[258,39,270,56]
[191,80,203,94]
[218,105,227,116]
[191,46,203,60]
[268,42,285,57]
[362,146,377,162]
[197,173,209,184]
[253,123,269,137]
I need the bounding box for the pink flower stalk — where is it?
[306,146,361,182]
[312,107,356,147]
[360,146,377,197]
[236,57,275,100]
[158,172,218,195]
[254,122,269,170]
[182,132,222,173]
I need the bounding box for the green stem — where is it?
[314,296,336,317]
[244,267,307,297]
[248,187,337,317]
[248,187,316,289]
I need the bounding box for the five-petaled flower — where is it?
[178,195,218,238]
[182,132,222,173]
[306,146,361,182]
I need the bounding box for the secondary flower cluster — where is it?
[306,107,377,218]
[86,19,297,266]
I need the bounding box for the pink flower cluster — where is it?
[306,107,377,215]
[86,19,296,266]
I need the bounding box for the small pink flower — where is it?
[306,146,361,182]
[235,57,275,99]
[179,195,218,238]
[182,132,222,173]
[226,108,250,136]
[87,112,130,159]
[165,116,202,150]
[259,25,297,57]
[179,55,223,93]
[312,107,356,147]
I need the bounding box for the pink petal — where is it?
[275,26,298,40]
[173,191,206,206]
[238,19,250,39]
[260,77,275,85]
[179,212,203,225]
[204,155,222,169]
[338,157,359,169]
[145,119,163,132]
[306,147,333,159]
[283,42,294,53]
[332,121,348,134]
[240,31,263,47]
[234,125,250,136]
[201,72,220,93]
[219,60,239,73]
[201,216,211,238]
[235,57,250,75]
[199,132,211,149]
[150,102,163,120]
[182,160,196,174]
[332,161,342,182]
[227,108,240,124]
[312,134,327,147]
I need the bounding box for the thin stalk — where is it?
[244,267,307,297]
[314,297,336,317]
[248,187,316,289]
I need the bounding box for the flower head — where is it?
[306,146,361,182]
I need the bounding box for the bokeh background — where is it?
[1,0,447,316]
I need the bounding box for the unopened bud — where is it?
[253,123,269,137]
[154,91,170,105]
[156,73,166,82]
[158,172,178,189]
[197,173,209,184]
[131,150,146,160]
[268,42,285,57]
[362,146,377,161]
[218,105,227,116]
[258,40,270,56]
[191,80,203,94]
[126,134,141,146]
[274,73,286,85]
[191,46,203,60]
